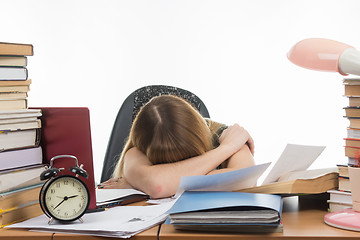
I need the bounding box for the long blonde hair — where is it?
[112,95,213,178]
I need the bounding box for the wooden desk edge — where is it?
[0,228,54,240]
[52,224,160,240]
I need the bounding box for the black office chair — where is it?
[100,85,211,182]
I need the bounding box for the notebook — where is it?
[96,189,149,209]
[34,107,97,210]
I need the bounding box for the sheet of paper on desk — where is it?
[261,144,326,185]
[175,162,271,197]
[7,201,175,238]
[96,188,147,203]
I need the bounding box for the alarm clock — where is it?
[39,155,90,224]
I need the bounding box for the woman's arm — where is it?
[98,144,239,194]
[207,144,255,175]
[100,144,255,190]
[100,124,253,199]
[126,124,253,198]
[122,144,236,198]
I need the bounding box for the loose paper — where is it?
[7,202,175,238]
[262,144,326,185]
[175,162,271,197]
[96,188,146,203]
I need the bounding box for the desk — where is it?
[1,196,360,239]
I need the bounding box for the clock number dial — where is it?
[41,175,90,222]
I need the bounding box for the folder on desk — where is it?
[166,191,283,233]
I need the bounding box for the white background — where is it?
[1,0,359,183]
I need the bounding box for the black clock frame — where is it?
[39,175,90,222]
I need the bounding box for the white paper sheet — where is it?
[261,144,326,185]
[175,162,271,197]
[7,201,175,238]
[96,188,147,203]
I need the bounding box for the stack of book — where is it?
[0,42,45,227]
[327,78,360,212]
[327,165,352,212]
[0,42,33,110]
[343,78,360,165]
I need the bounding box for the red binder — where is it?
[34,107,97,209]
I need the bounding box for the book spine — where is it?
[0,67,28,81]
[347,129,360,139]
[0,42,34,56]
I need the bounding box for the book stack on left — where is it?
[0,42,45,227]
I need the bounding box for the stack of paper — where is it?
[170,210,279,224]
[8,202,174,238]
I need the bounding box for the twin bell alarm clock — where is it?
[39,155,90,224]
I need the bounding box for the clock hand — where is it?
[67,195,79,199]
[53,195,79,210]
[53,197,67,210]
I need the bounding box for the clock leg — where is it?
[79,217,84,223]
[48,217,54,225]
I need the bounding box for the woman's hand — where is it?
[98,177,133,189]
[219,124,255,155]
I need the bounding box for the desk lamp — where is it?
[287,38,360,76]
[287,38,360,232]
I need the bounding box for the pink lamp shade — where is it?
[287,38,360,76]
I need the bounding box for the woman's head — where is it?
[130,95,213,164]
[113,95,213,177]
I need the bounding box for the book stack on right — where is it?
[0,42,46,227]
[327,78,360,212]
[327,165,352,212]
[343,78,360,165]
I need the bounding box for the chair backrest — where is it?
[100,85,210,182]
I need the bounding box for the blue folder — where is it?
[166,191,283,232]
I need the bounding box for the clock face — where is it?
[41,175,90,222]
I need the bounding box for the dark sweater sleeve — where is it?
[204,118,228,148]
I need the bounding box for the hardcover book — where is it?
[0,42,33,56]
[0,147,42,171]
[0,184,42,211]
[239,144,338,195]
[0,164,46,193]
[0,202,42,228]
[239,168,338,195]
[0,67,28,80]
[0,128,41,151]
[0,56,27,67]
[37,107,97,210]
